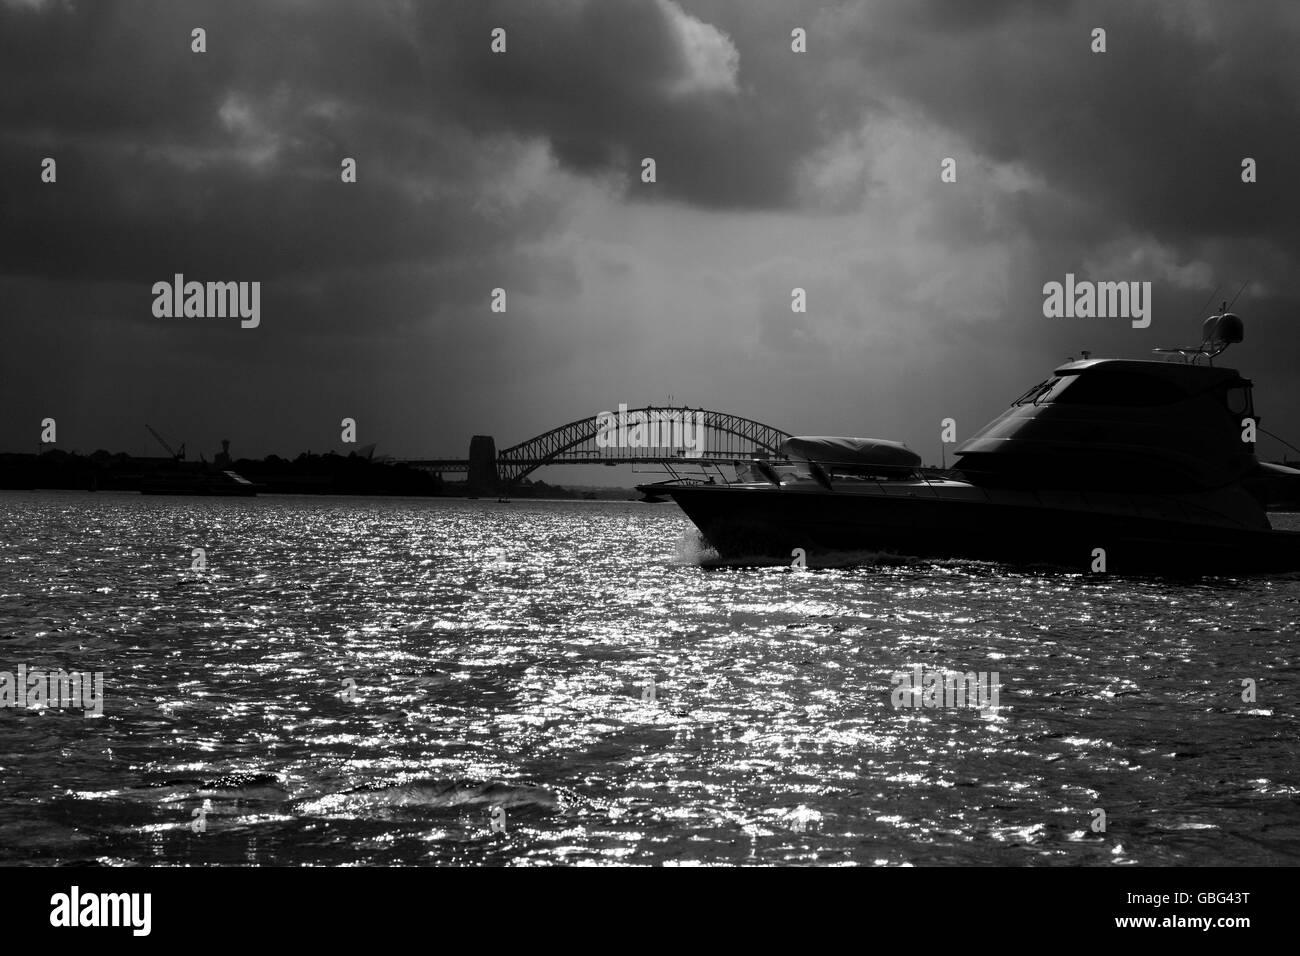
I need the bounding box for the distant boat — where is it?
[139,470,259,496]
[642,309,1300,574]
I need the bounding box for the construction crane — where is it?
[145,424,185,462]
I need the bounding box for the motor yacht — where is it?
[639,310,1300,574]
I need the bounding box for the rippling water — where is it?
[1,491,1297,866]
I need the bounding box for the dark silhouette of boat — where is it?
[139,470,259,496]
[641,309,1300,574]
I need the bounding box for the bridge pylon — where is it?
[468,435,500,494]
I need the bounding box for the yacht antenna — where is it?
[1225,280,1249,311]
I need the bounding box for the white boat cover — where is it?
[779,436,921,468]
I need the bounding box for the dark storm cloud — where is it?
[0,1,564,288]
[833,0,1300,253]
[414,0,834,209]
[0,0,842,312]
[4,0,1299,277]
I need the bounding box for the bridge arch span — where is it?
[496,407,791,485]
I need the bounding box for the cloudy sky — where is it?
[3,0,1299,474]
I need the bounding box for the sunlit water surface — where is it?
[1,492,1297,866]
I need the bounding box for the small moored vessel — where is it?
[139,470,259,496]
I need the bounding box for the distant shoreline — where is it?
[0,449,640,500]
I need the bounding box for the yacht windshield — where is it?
[1053,370,1186,406]
[1012,377,1068,406]
[1012,369,1191,407]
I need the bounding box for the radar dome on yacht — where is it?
[1154,308,1245,363]
[1202,311,1244,349]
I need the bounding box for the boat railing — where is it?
[636,459,742,485]
[649,457,1252,529]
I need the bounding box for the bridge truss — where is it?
[495,407,790,484]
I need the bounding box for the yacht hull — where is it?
[655,483,1300,575]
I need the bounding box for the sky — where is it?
[2,0,1299,476]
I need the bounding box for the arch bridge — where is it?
[401,406,790,489]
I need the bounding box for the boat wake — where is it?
[672,527,718,566]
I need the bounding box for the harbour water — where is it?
[1,492,1297,866]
